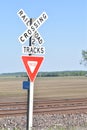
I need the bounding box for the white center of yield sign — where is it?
[28,61,37,73]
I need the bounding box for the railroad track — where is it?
[0,98,87,116]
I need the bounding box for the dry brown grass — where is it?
[0,76,87,102]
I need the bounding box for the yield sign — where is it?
[21,56,44,82]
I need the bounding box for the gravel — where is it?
[0,113,87,130]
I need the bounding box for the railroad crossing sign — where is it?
[17,9,44,45]
[17,9,48,129]
[17,9,48,44]
[21,56,44,82]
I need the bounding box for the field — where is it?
[0,76,87,102]
[0,76,87,129]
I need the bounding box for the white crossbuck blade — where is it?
[17,9,48,45]
[17,9,44,45]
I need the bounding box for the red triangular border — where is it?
[21,56,44,82]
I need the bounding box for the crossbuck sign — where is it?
[17,9,48,44]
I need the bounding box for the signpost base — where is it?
[29,82,34,129]
[29,127,32,130]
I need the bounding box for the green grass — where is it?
[0,128,20,130]
[47,126,70,130]
[47,126,87,130]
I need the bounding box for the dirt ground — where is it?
[0,76,87,102]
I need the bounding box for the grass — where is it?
[47,126,87,130]
[0,128,20,130]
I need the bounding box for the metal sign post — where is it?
[27,78,30,130]
[28,18,33,130]
[29,82,34,129]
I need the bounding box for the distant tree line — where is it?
[37,71,87,77]
[0,71,87,77]
[0,72,27,77]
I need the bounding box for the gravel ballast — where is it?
[0,113,87,130]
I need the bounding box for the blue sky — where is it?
[0,0,87,73]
